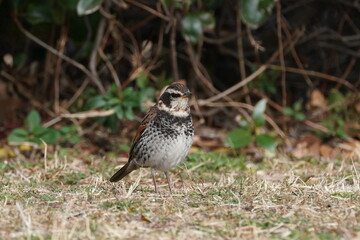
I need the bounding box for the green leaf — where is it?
[336,119,345,126]
[77,0,103,15]
[114,105,124,119]
[108,98,121,106]
[139,88,155,111]
[105,114,117,130]
[136,72,149,89]
[252,99,267,127]
[240,0,274,29]
[84,95,107,109]
[38,128,59,144]
[26,110,41,132]
[294,112,305,121]
[255,134,276,151]
[59,125,77,134]
[335,128,347,138]
[7,128,29,143]
[125,107,135,120]
[108,84,119,95]
[65,135,82,144]
[329,89,344,104]
[199,12,215,30]
[293,101,302,112]
[10,128,28,137]
[182,13,203,44]
[322,120,334,132]
[26,4,54,24]
[32,126,47,136]
[282,107,293,116]
[226,128,252,148]
[14,53,27,68]
[121,87,135,98]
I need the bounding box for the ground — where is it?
[0,149,359,239]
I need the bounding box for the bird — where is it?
[109,82,194,193]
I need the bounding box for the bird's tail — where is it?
[109,162,136,182]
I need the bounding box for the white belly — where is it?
[143,134,192,171]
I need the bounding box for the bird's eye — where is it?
[170,93,180,98]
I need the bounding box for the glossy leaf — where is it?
[182,13,203,44]
[294,112,305,121]
[84,96,107,109]
[226,128,252,148]
[125,107,135,120]
[59,125,77,134]
[199,12,215,30]
[66,135,82,144]
[114,105,124,119]
[293,101,302,111]
[26,4,53,24]
[7,128,29,143]
[282,107,293,116]
[240,0,274,29]
[38,128,59,144]
[136,72,149,89]
[26,110,41,132]
[77,0,103,15]
[32,126,47,136]
[329,89,345,112]
[108,98,121,106]
[252,99,267,127]
[255,133,276,151]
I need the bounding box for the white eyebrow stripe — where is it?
[166,89,182,94]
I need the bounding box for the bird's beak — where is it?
[181,91,192,98]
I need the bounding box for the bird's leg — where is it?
[151,168,158,193]
[165,171,172,194]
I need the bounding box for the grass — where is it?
[0,149,359,239]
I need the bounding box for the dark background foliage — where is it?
[0,0,359,149]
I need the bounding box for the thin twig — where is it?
[13,18,105,94]
[0,71,55,117]
[203,34,237,44]
[98,47,121,87]
[236,6,251,104]
[281,19,312,87]
[53,25,68,114]
[198,65,268,106]
[184,38,219,94]
[147,20,165,75]
[63,78,90,109]
[89,0,110,94]
[276,1,286,107]
[267,64,356,91]
[170,18,179,80]
[124,0,170,21]
[61,109,115,119]
[202,101,289,145]
[198,29,302,106]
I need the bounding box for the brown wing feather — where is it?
[129,105,159,159]
[109,105,159,182]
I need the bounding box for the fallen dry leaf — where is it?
[310,89,327,109]
[320,144,334,158]
[292,133,321,158]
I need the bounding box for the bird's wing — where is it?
[129,105,159,160]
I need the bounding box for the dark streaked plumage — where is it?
[110,83,194,193]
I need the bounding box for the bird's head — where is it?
[157,83,192,117]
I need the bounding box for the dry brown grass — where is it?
[0,149,359,239]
